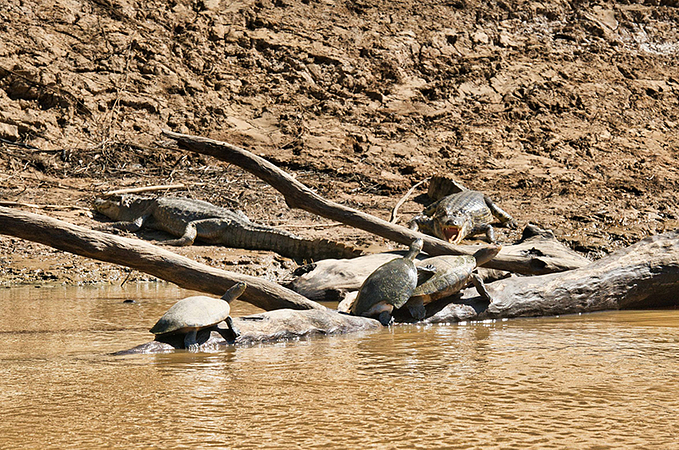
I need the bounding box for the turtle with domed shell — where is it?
[149,282,246,351]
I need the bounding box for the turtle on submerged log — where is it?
[290,224,590,303]
[349,238,435,325]
[117,309,382,355]
[424,231,679,323]
[402,244,502,320]
[150,282,245,350]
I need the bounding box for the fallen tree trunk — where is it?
[288,224,589,301]
[116,309,380,355]
[423,231,679,323]
[161,130,587,275]
[0,206,323,311]
[119,231,679,354]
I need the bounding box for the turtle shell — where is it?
[351,257,418,316]
[411,255,476,305]
[150,296,231,335]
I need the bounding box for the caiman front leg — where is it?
[161,221,200,246]
[484,195,517,228]
[160,218,228,246]
[97,214,151,233]
[470,223,496,243]
[408,215,435,235]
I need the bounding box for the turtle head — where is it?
[435,215,472,244]
[472,244,502,266]
[221,282,247,302]
[405,238,424,260]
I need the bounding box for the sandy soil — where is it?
[0,0,677,286]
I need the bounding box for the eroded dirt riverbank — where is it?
[1,0,677,285]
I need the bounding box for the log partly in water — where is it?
[288,224,590,302]
[120,231,679,353]
[117,309,380,355]
[0,206,323,311]
[423,231,679,323]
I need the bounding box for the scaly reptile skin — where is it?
[410,190,516,244]
[94,195,362,261]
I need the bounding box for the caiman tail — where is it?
[219,222,363,262]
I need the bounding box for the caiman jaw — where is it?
[442,226,461,243]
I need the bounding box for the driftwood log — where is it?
[119,231,679,353]
[422,231,679,323]
[2,207,676,354]
[288,224,590,301]
[161,130,587,275]
[0,206,323,311]
[117,309,380,355]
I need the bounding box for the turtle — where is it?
[149,282,246,351]
[403,244,502,319]
[349,238,434,326]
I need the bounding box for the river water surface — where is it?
[0,284,677,449]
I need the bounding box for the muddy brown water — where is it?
[0,284,677,449]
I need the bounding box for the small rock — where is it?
[209,24,226,41]
[365,90,384,102]
[0,122,19,141]
[472,31,490,45]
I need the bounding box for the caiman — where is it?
[94,195,362,261]
[410,189,517,244]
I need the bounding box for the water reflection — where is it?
[0,285,677,449]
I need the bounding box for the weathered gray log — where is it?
[287,224,589,301]
[0,206,323,311]
[161,130,586,275]
[116,309,380,354]
[119,231,678,353]
[423,231,679,323]
[288,252,405,301]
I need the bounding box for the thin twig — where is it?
[120,270,133,287]
[389,178,428,223]
[103,184,187,196]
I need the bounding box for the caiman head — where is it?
[93,195,152,221]
[432,213,472,244]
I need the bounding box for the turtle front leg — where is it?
[471,272,493,304]
[225,316,240,340]
[377,311,394,326]
[364,302,394,326]
[405,297,427,321]
[184,329,200,351]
